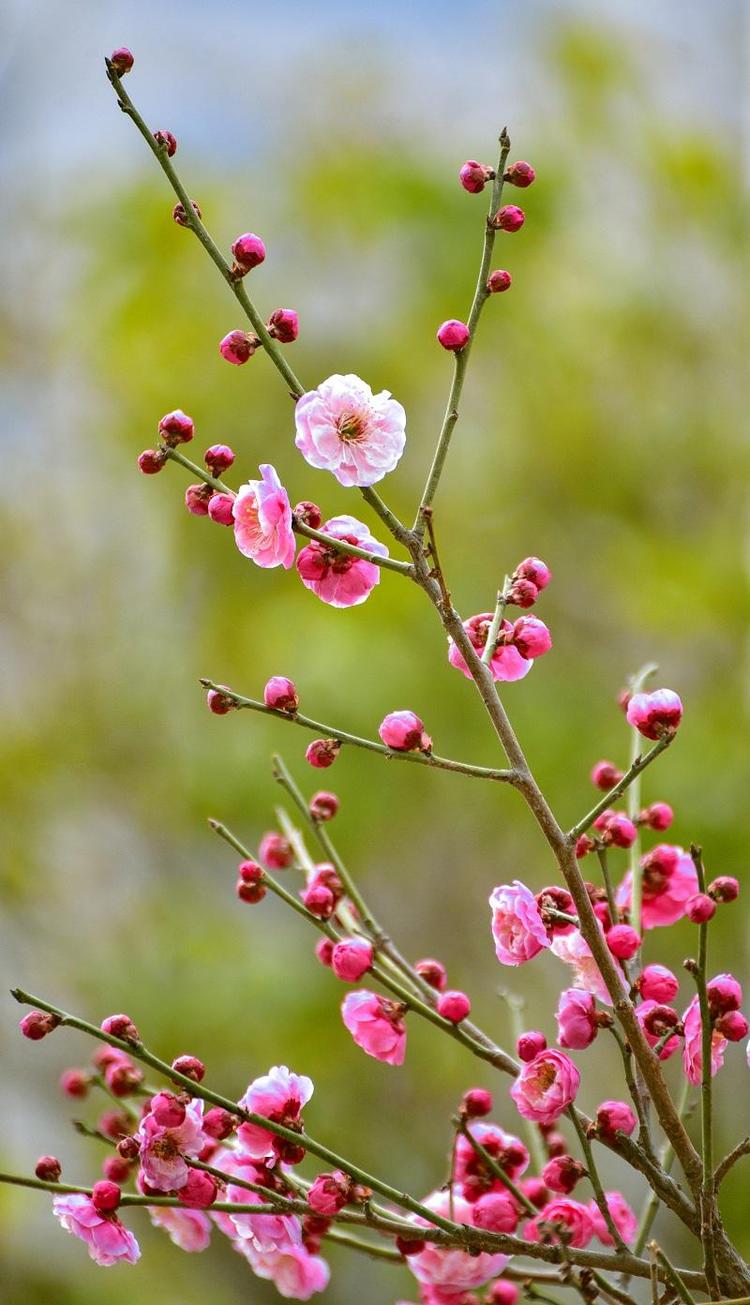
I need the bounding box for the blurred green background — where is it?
[1,1,747,1301]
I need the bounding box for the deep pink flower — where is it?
[307,1170,351,1216]
[588,1192,637,1246]
[542,1155,585,1195]
[509,616,552,659]
[490,881,550,966]
[137,1097,206,1191]
[459,160,494,193]
[264,676,299,713]
[52,1194,140,1265]
[295,373,406,487]
[505,160,536,188]
[556,988,598,1050]
[379,710,432,753]
[510,1049,580,1124]
[449,614,532,683]
[237,1242,330,1299]
[455,1122,530,1190]
[488,268,512,293]
[231,232,266,272]
[525,1198,593,1248]
[233,464,296,570]
[178,1170,217,1209]
[494,204,525,232]
[149,1204,211,1252]
[682,994,727,1085]
[268,308,299,342]
[595,1100,637,1139]
[237,1065,314,1161]
[616,845,698,929]
[296,514,388,607]
[626,689,683,739]
[331,937,374,982]
[407,1190,508,1292]
[341,990,406,1066]
[635,1000,681,1060]
[639,964,679,1004]
[471,1190,519,1233]
[550,929,613,1005]
[437,319,470,352]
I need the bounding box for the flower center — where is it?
[337,413,365,443]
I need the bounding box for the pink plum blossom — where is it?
[556,988,598,1050]
[148,1204,211,1252]
[455,1122,529,1192]
[379,710,432,753]
[588,1192,637,1246]
[449,613,532,683]
[294,373,406,487]
[237,1065,314,1162]
[307,1170,351,1216]
[233,464,296,569]
[52,1194,140,1266]
[296,515,387,607]
[510,1049,580,1125]
[635,1000,681,1060]
[407,1190,508,1292]
[524,1197,594,1248]
[616,845,698,929]
[331,937,374,982]
[626,688,683,739]
[341,990,407,1065]
[490,881,550,966]
[137,1097,206,1191]
[550,929,614,1005]
[682,994,727,1084]
[237,1239,331,1299]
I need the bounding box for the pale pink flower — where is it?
[341,989,407,1065]
[588,1192,638,1246]
[296,514,388,607]
[238,1240,330,1299]
[626,688,683,740]
[148,1204,211,1252]
[295,373,406,487]
[233,464,296,569]
[137,1097,206,1191]
[616,845,698,929]
[551,929,614,1005]
[217,1148,302,1252]
[682,994,727,1084]
[556,988,598,1050]
[490,881,550,966]
[448,613,532,683]
[524,1197,594,1248]
[237,1065,314,1161]
[407,1190,508,1292]
[52,1194,140,1266]
[510,1049,580,1124]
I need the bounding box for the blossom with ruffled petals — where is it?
[238,1239,330,1299]
[448,614,532,683]
[588,1192,637,1246]
[455,1122,529,1197]
[295,373,406,487]
[490,881,550,966]
[616,845,698,929]
[341,990,406,1065]
[510,1049,580,1125]
[52,1194,140,1265]
[148,1205,211,1252]
[556,988,598,1050]
[682,994,727,1084]
[524,1197,594,1248]
[233,465,296,569]
[137,1097,206,1192]
[237,1065,314,1162]
[550,929,614,1005]
[634,1000,681,1060]
[296,514,387,607]
[407,1190,508,1292]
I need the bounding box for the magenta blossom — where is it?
[635,1000,681,1060]
[148,1205,211,1252]
[455,1122,530,1189]
[341,990,407,1066]
[588,1192,637,1246]
[237,1065,314,1162]
[556,988,598,1050]
[524,1197,594,1249]
[616,845,698,929]
[490,881,550,966]
[510,1049,580,1125]
[449,613,532,683]
[626,688,683,740]
[137,1097,206,1192]
[233,464,296,569]
[331,937,374,982]
[295,373,406,487]
[296,514,388,607]
[52,1194,140,1266]
[682,994,727,1085]
[407,1189,508,1292]
[379,710,432,753]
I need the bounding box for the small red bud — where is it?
[686,893,716,924]
[305,738,340,769]
[109,48,134,76]
[100,1013,140,1042]
[437,989,471,1022]
[267,308,299,343]
[153,129,177,157]
[437,319,470,352]
[462,1087,493,1117]
[20,1011,59,1040]
[309,791,339,822]
[92,1180,121,1213]
[294,500,322,530]
[138,449,166,474]
[35,1155,62,1182]
[231,233,266,273]
[504,160,536,188]
[487,268,512,294]
[709,876,740,903]
[206,686,235,715]
[204,444,235,473]
[414,958,447,991]
[208,493,235,526]
[493,204,525,232]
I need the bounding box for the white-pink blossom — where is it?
[237,1065,314,1162]
[52,1194,140,1266]
[295,373,406,487]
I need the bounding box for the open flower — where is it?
[52,1194,140,1266]
[588,1192,637,1246]
[137,1097,206,1192]
[233,464,296,569]
[341,990,406,1065]
[556,988,598,1050]
[510,1049,580,1124]
[237,1239,330,1299]
[237,1066,314,1162]
[296,514,387,607]
[682,994,727,1084]
[406,1189,508,1292]
[148,1205,211,1252]
[524,1197,594,1248]
[449,613,532,682]
[616,845,698,929]
[295,373,406,487]
[490,881,550,966]
[551,929,614,1005]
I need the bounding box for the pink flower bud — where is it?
[172,1054,205,1083]
[116,1135,141,1161]
[207,492,235,525]
[459,159,494,193]
[59,1068,89,1097]
[709,875,739,903]
[606,924,641,960]
[307,1170,351,1215]
[309,790,339,822]
[263,676,299,713]
[91,1180,121,1213]
[302,883,335,919]
[515,557,551,590]
[626,688,683,740]
[488,1282,521,1305]
[511,1049,580,1124]
[643,801,673,831]
[35,1155,62,1182]
[716,1010,749,1041]
[556,990,597,1050]
[315,937,334,967]
[98,1110,131,1140]
[150,1091,187,1128]
[101,1013,139,1042]
[206,686,235,715]
[517,1030,547,1062]
[158,409,194,446]
[138,448,166,474]
[109,48,134,76]
[544,1131,568,1158]
[487,268,512,293]
[543,1155,585,1194]
[294,500,322,529]
[238,860,263,884]
[178,1169,217,1208]
[575,834,594,859]
[707,974,742,1015]
[105,1059,144,1096]
[378,710,432,753]
[507,578,538,608]
[462,1087,493,1117]
[154,129,177,157]
[603,813,638,849]
[172,200,202,227]
[204,443,235,473]
[306,738,341,769]
[595,1100,637,1140]
[267,308,299,343]
[639,964,679,1003]
[472,1190,519,1233]
[590,760,623,791]
[509,616,552,659]
[259,832,293,868]
[203,1107,236,1140]
[231,233,266,273]
[686,893,716,924]
[219,329,258,365]
[438,989,471,1022]
[504,160,536,187]
[437,319,470,352]
[102,1154,131,1183]
[332,937,374,982]
[493,204,525,232]
[185,483,212,515]
[415,957,447,991]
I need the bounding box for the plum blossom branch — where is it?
[648,1243,698,1305]
[714,1137,750,1188]
[568,734,674,843]
[689,845,719,1299]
